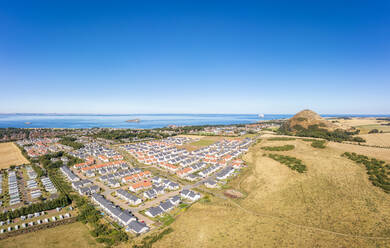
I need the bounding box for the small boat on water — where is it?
[125,119,140,123]
[25,122,32,125]
[258,114,264,118]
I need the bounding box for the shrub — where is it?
[352,137,365,143]
[310,140,326,149]
[261,145,294,151]
[342,152,390,193]
[369,129,379,134]
[268,154,307,173]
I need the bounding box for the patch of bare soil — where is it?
[224,189,244,198]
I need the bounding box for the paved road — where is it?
[70,140,245,228]
[73,168,157,225]
[71,163,222,227]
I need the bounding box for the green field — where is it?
[188,139,216,147]
[178,136,221,151]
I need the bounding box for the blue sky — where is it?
[0,0,389,114]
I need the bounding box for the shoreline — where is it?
[0,115,389,129]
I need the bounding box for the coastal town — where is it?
[1,112,390,247]
[0,124,261,240]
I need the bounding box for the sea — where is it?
[0,114,389,129]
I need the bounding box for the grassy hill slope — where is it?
[284,109,339,131]
[153,138,390,248]
[279,110,364,142]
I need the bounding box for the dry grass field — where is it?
[356,125,390,134]
[331,117,386,127]
[330,117,390,134]
[153,138,390,248]
[328,141,390,161]
[0,222,101,248]
[357,133,390,147]
[0,142,29,168]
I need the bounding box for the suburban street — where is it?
[72,160,220,227]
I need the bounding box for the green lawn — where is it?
[188,139,216,147]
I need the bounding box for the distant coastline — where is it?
[0,113,389,129]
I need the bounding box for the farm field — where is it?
[0,142,29,168]
[0,222,101,248]
[153,138,390,248]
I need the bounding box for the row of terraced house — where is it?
[120,137,251,183]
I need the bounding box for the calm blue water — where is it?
[0,114,389,129]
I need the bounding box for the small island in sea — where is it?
[125,118,140,123]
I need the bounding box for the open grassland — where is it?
[328,142,390,162]
[0,142,29,168]
[186,139,217,148]
[357,133,390,147]
[329,117,390,134]
[153,138,390,248]
[0,222,101,248]
[240,133,258,138]
[356,124,390,134]
[178,135,238,152]
[261,144,295,151]
[332,117,388,127]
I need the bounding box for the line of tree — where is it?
[74,195,129,246]
[93,129,171,141]
[43,171,130,247]
[0,152,76,221]
[267,154,307,173]
[342,152,390,193]
[0,196,71,221]
[0,128,31,140]
[261,145,295,151]
[16,144,31,163]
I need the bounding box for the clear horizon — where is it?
[0,112,389,116]
[1,1,389,114]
